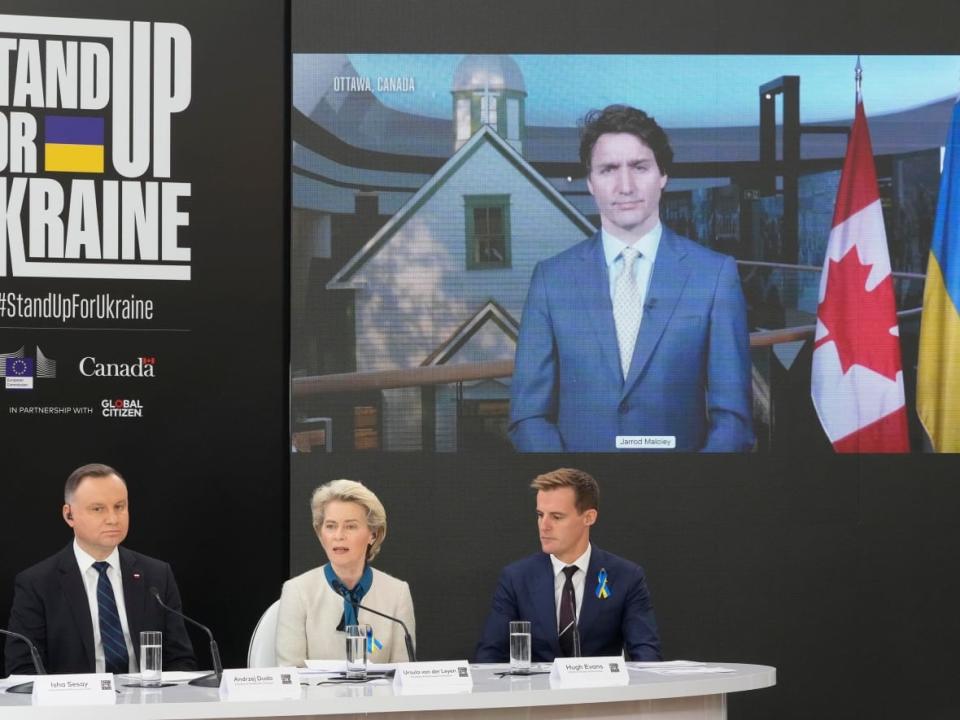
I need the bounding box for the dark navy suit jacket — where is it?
[4,543,197,676]
[509,229,754,452]
[474,546,661,662]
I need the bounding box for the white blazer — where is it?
[275,565,416,666]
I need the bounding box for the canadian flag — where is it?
[811,99,909,452]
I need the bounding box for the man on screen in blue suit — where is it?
[509,105,754,452]
[474,468,661,662]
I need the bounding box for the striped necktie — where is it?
[558,565,579,657]
[92,561,129,674]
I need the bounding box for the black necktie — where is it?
[558,565,578,657]
[93,561,129,674]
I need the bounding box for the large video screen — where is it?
[290,53,956,453]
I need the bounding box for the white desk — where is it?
[0,663,775,719]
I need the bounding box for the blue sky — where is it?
[333,54,959,128]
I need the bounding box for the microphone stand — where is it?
[338,591,417,662]
[150,589,223,687]
[569,587,581,658]
[1,628,46,694]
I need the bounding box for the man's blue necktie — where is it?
[92,561,129,674]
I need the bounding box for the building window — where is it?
[465,195,511,269]
[507,98,520,141]
[456,98,471,141]
[479,93,498,127]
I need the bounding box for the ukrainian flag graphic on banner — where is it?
[918,99,960,452]
[44,116,105,173]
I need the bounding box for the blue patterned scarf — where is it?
[324,564,373,630]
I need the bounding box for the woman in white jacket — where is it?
[275,479,415,665]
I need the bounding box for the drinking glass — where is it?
[139,631,162,687]
[509,621,531,674]
[345,624,369,679]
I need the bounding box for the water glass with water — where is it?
[345,624,369,679]
[139,631,163,687]
[509,620,531,674]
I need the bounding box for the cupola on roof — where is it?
[452,54,526,94]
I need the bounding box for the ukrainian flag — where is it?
[918,99,960,452]
[44,116,104,173]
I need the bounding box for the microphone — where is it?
[565,586,581,658]
[1,628,46,694]
[335,589,416,662]
[150,587,223,687]
[643,297,657,312]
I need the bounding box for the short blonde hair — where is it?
[530,468,599,514]
[311,479,387,561]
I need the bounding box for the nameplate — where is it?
[616,435,676,449]
[219,668,301,701]
[32,673,116,705]
[549,656,630,688]
[393,661,472,694]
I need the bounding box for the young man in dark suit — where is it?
[475,468,661,662]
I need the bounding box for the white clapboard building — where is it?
[327,120,593,450]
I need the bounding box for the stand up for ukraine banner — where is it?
[918,99,960,452]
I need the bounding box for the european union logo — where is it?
[5,357,35,390]
[44,116,105,173]
[6,357,33,376]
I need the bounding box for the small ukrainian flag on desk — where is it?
[44,116,105,173]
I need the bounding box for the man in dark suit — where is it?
[475,468,660,662]
[509,104,754,452]
[4,463,196,676]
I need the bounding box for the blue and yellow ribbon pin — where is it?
[366,626,384,653]
[595,568,611,599]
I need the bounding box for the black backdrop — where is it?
[0,0,288,674]
[291,1,960,719]
[291,453,960,719]
[2,1,960,719]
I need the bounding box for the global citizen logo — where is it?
[0,15,192,281]
[101,398,142,417]
[80,355,156,377]
[1,345,56,390]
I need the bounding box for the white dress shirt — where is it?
[602,222,663,326]
[73,541,137,673]
[550,544,592,627]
